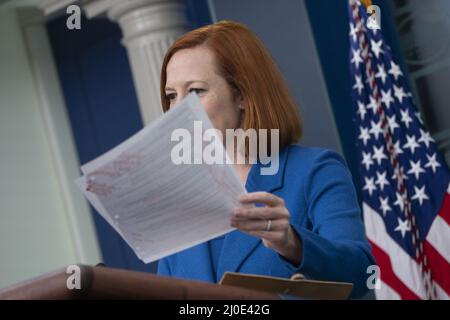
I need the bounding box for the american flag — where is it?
[348,0,450,299]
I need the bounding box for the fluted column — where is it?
[105,0,189,124]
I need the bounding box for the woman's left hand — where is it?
[231,191,302,266]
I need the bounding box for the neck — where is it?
[226,136,252,184]
[233,163,251,184]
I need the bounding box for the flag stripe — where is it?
[424,187,450,298]
[426,214,450,264]
[370,239,420,299]
[434,282,450,300]
[377,279,401,300]
[436,190,450,226]
[423,240,450,296]
[363,202,426,299]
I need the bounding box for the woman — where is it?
[157,20,375,298]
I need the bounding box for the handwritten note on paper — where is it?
[75,93,247,263]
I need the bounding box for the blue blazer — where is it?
[157,145,376,298]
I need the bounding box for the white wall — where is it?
[0,7,101,289]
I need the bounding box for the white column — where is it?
[105,0,189,125]
[17,7,102,266]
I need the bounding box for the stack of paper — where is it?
[75,94,246,263]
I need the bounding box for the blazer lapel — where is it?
[216,147,290,279]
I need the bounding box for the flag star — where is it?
[375,64,387,84]
[379,196,392,216]
[393,192,406,213]
[392,140,404,156]
[375,171,390,191]
[380,89,394,109]
[400,109,413,128]
[353,75,364,95]
[411,185,430,205]
[392,166,408,182]
[362,151,374,170]
[425,153,441,173]
[394,217,411,238]
[370,39,384,58]
[363,176,377,196]
[393,85,407,104]
[388,61,403,80]
[418,129,434,148]
[366,96,379,114]
[365,71,374,85]
[351,48,363,68]
[407,159,426,180]
[372,145,388,165]
[370,120,384,140]
[349,22,359,43]
[358,126,371,146]
[387,115,400,133]
[403,134,420,154]
[357,101,367,120]
[415,111,424,125]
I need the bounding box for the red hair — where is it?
[160,20,302,151]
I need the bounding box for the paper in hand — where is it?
[75,93,246,263]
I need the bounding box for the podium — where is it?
[0,265,278,300]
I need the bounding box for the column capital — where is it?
[84,0,189,125]
[105,0,189,46]
[41,0,191,125]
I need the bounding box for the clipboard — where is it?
[219,272,353,300]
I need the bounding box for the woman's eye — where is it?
[165,93,176,101]
[189,88,205,94]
